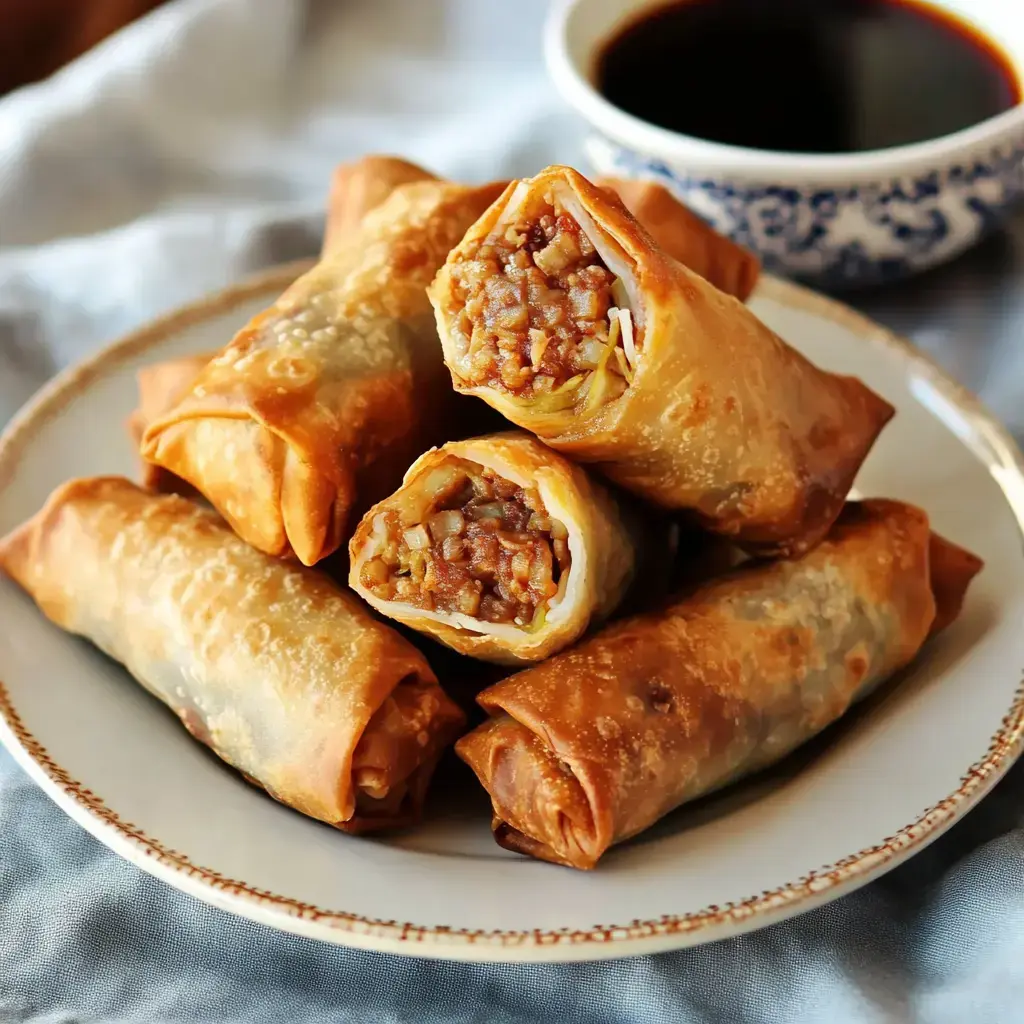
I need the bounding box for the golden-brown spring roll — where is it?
[322,155,438,257]
[430,165,894,558]
[0,477,465,832]
[134,159,434,490]
[598,177,760,300]
[141,178,506,566]
[127,353,216,494]
[133,161,440,508]
[457,500,983,869]
[348,432,635,665]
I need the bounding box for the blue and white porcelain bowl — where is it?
[545,0,1024,288]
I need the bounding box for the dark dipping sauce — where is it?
[597,0,1020,153]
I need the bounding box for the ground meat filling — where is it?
[449,196,638,409]
[359,465,571,628]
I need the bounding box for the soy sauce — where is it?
[597,0,1020,153]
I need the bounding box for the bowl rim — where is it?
[545,0,1024,184]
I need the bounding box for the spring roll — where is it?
[127,353,216,494]
[598,178,760,300]
[133,160,439,503]
[141,178,506,566]
[457,499,983,869]
[430,165,894,557]
[348,432,635,665]
[0,477,465,832]
[322,155,438,257]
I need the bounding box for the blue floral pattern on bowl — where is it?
[587,137,1024,288]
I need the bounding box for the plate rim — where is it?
[1,266,1022,963]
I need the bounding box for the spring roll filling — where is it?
[358,458,571,627]
[447,191,642,411]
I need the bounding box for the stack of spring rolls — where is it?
[0,158,983,867]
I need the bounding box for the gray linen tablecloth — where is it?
[1,2,1023,1020]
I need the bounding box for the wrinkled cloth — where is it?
[1,1,1023,1021]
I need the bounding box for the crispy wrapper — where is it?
[131,156,434,493]
[349,431,636,665]
[0,477,465,832]
[127,353,215,495]
[598,177,760,300]
[322,155,438,257]
[431,165,894,557]
[141,179,506,565]
[456,500,983,869]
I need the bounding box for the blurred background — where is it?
[0,0,167,96]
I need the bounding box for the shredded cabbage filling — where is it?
[448,195,640,411]
[359,462,571,627]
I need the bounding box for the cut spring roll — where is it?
[349,432,636,665]
[141,178,506,565]
[322,155,438,257]
[430,165,894,557]
[457,500,983,869]
[0,477,465,832]
[598,177,760,300]
[127,353,215,495]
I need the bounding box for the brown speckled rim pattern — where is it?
[0,268,1022,963]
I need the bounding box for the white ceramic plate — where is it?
[1,264,1022,963]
